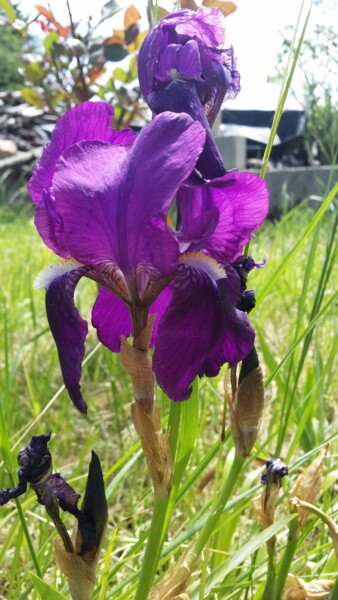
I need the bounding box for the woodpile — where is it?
[0,90,57,177]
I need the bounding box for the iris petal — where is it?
[52,112,205,278]
[45,266,89,413]
[148,81,225,179]
[177,172,269,263]
[92,284,173,352]
[28,101,135,206]
[92,288,133,352]
[153,262,254,401]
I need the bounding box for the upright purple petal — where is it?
[177,172,269,264]
[153,260,254,401]
[50,141,130,267]
[44,266,89,413]
[52,113,205,280]
[28,101,135,206]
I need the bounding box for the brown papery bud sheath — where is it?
[229,362,265,457]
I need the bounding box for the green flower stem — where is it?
[261,540,277,600]
[193,453,245,556]
[14,496,42,578]
[134,494,171,600]
[275,516,299,600]
[134,401,182,600]
[199,442,226,600]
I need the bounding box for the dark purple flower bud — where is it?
[138,7,240,178]
[261,458,289,486]
[261,458,289,506]
[261,458,288,511]
[238,345,259,384]
[232,255,266,313]
[77,451,108,555]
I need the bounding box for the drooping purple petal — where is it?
[153,261,255,401]
[45,266,89,413]
[52,112,205,279]
[177,172,269,264]
[47,473,81,516]
[28,102,135,207]
[92,284,173,352]
[148,81,225,179]
[92,288,133,352]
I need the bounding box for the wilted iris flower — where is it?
[0,434,107,599]
[28,101,268,413]
[138,7,240,179]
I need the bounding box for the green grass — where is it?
[0,188,337,598]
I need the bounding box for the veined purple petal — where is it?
[148,81,225,179]
[51,141,129,267]
[156,44,181,81]
[177,172,269,264]
[28,101,135,206]
[199,56,231,126]
[153,260,255,401]
[138,27,164,98]
[92,284,173,352]
[44,265,89,413]
[178,40,202,78]
[162,7,226,48]
[34,188,70,258]
[52,112,205,281]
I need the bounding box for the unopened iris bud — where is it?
[232,255,266,314]
[228,347,265,456]
[252,458,288,529]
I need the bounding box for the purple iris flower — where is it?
[28,101,268,413]
[138,7,240,179]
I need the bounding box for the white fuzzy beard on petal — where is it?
[179,251,226,282]
[168,68,179,80]
[34,259,83,289]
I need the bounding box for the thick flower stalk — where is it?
[27,101,269,416]
[138,6,240,179]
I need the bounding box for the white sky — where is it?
[17,0,338,110]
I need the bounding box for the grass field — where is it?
[0,182,337,598]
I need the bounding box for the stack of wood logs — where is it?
[0,90,57,176]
